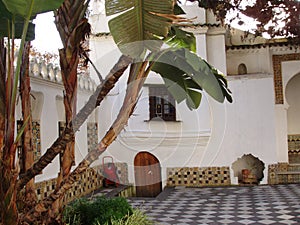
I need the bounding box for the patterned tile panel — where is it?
[272,53,300,104]
[268,163,300,184]
[58,121,66,136]
[32,121,41,161]
[34,163,129,203]
[167,167,231,187]
[288,134,300,163]
[87,122,98,152]
[17,120,41,173]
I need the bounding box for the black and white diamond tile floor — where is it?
[128,184,300,224]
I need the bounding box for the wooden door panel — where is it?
[134,152,162,197]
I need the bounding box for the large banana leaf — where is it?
[165,27,196,52]
[2,0,64,18]
[151,48,232,109]
[0,21,35,41]
[0,1,35,40]
[106,0,174,57]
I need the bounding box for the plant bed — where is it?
[63,196,132,225]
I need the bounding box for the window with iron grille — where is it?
[149,86,176,121]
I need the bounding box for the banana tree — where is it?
[19,41,37,212]
[0,0,64,224]
[45,0,91,223]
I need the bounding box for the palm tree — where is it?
[44,0,91,223]
[0,1,64,224]
[19,41,38,211]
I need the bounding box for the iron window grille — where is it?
[149,86,176,121]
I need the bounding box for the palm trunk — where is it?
[48,47,79,224]
[48,1,91,221]
[0,38,6,161]
[17,55,132,191]
[1,38,19,225]
[21,59,150,224]
[19,41,37,211]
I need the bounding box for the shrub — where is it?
[102,209,154,225]
[63,196,133,225]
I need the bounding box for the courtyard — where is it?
[126,184,300,225]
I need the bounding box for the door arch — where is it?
[286,73,300,134]
[134,152,162,197]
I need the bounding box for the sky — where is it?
[31,4,258,54]
[32,12,62,53]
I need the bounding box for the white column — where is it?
[275,104,289,162]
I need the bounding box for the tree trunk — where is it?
[48,1,91,220]
[1,39,19,225]
[48,49,79,224]
[19,41,37,211]
[0,38,6,162]
[21,59,150,224]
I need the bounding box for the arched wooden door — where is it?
[134,152,162,197]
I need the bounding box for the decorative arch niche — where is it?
[238,63,247,75]
[232,154,265,184]
[285,73,300,134]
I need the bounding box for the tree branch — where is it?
[21,56,151,224]
[17,55,132,191]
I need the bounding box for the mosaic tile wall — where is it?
[35,163,128,203]
[167,167,231,187]
[288,135,300,164]
[17,120,41,173]
[32,121,42,161]
[268,163,300,184]
[272,53,300,104]
[87,122,98,152]
[58,121,76,166]
[58,121,66,136]
[58,121,66,166]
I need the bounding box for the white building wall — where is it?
[227,48,272,75]
[87,3,297,187]
[206,29,227,74]
[274,104,289,162]
[30,80,63,182]
[204,75,278,184]
[17,75,96,182]
[282,61,300,135]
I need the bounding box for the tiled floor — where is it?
[128,184,300,224]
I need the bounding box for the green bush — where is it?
[63,196,133,225]
[103,209,154,225]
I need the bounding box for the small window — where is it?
[238,63,247,75]
[149,86,176,121]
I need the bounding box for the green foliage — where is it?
[63,197,133,225]
[165,27,196,52]
[173,3,185,15]
[2,0,64,18]
[103,209,154,225]
[105,0,174,57]
[0,1,34,40]
[105,0,231,110]
[0,0,64,40]
[151,48,232,110]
